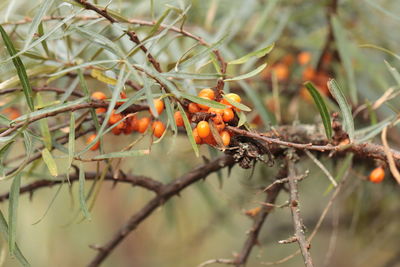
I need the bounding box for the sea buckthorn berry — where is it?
[137,117,151,133]
[220,130,231,147]
[87,134,100,151]
[188,103,201,113]
[2,107,21,120]
[123,116,137,134]
[112,125,123,135]
[273,63,289,81]
[215,122,225,132]
[221,93,241,107]
[150,98,164,116]
[369,167,385,184]
[108,110,123,125]
[208,107,224,115]
[197,97,212,110]
[198,88,215,100]
[117,92,127,106]
[297,51,311,65]
[174,111,185,127]
[197,121,210,138]
[202,133,216,145]
[302,66,315,81]
[222,108,234,122]
[192,128,202,144]
[152,121,166,138]
[212,113,224,125]
[91,92,107,114]
[91,91,107,100]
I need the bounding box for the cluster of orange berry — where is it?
[87,91,166,150]
[87,88,241,151]
[175,88,239,147]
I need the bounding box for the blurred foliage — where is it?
[0,0,400,266]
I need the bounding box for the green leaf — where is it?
[177,103,199,157]
[37,93,52,150]
[385,60,400,85]
[116,88,145,114]
[331,16,358,104]
[327,79,355,141]
[0,211,30,266]
[163,94,177,134]
[180,92,226,109]
[94,149,150,159]
[41,148,58,177]
[237,111,247,127]
[0,25,35,111]
[222,95,252,112]
[228,43,274,65]
[68,113,75,169]
[24,0,55,50]
[78,162,91,220]
[304,82,332,140]
[224,63,267,82]
[8,174,21,255]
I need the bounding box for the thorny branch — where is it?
[286,152,314,267]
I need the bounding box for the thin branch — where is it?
[287,154,314,267]
[0,172,163,202]
[87,154,235,267]
[74,0,162,72]
[0,86,84,97]
[0,101,147,137]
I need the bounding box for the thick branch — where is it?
[87,154,235,267]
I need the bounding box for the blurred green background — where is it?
[1,0,400,266]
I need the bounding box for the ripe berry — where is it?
[91,91,107,100]
[198,88,215,100]
[202,133,216,145]
[188,103,200,113]
[297,51,311,65]
[197,121,210,138]
[117,92,127,106]
[273,63,289,81]
[112,121,126,135]
[222,108,234,122]
[174,111,185,127]
[221,93,241,107]
[151,99,164,116]
[137,117,151,133]
[369,167,385,184]
[123,116,137,134]
[152,121,166,138]
[87,134,100,151]
[220,130,231,147]
[208,107,224,116]
[192,128,202,144]
[91,92,107,114]
[108,110,123,125]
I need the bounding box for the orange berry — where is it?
[150,99,164,116]
[197,121,210,138]
[202,133,216,145]
[112,125,122,135]
[274,63,290,81]
[208,107,224,116]
[212,113,224,124]
[174,111,185,127]
[297,51,312,65]
[152,121,166,138]
[215,122,225,132]
[2,107,21,120]
[91,91,107,100]
[369,167,385,184]
[117,92,127,106]
[96,108,106,114]
[188,103,200,113]
[192,128,202,144]
[220,130,231,147]
[123,116,137,134]
[87,134,100,151]
[108,110,123,125]
[221,93,241,107]
[137,117,151,133]
[302,67,316,81]
[198,88,215,100]
[222,108,234,122]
